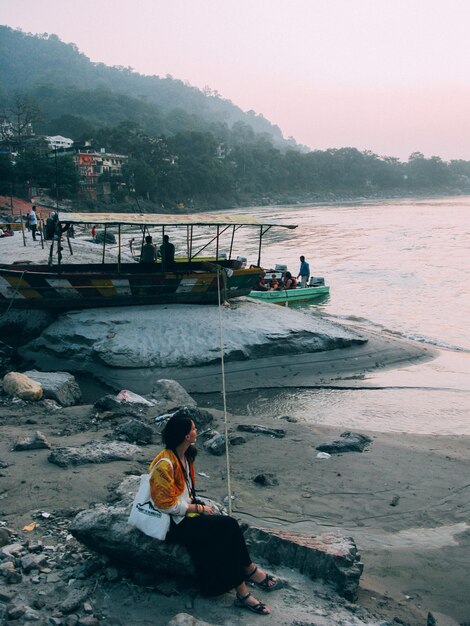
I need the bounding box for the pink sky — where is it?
[1,0,470,160]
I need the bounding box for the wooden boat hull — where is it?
[0,263,260,311]
[248,285,330,305]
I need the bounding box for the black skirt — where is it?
[166,514,252,596]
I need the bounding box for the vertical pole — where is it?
[189,225,193,261]
[161,225,165,271]
[54,148,59,212]
[21,213,26,247]
[257,226,263,267]
[228,225,235,260]
[216,226,219,261]
[118,224,121,272]
[102,225,107,264]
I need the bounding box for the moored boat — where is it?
[0,213,297,311]
[249,284,330,305]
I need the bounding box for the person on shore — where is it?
[159,234,175,269]
[297,255,310,288]
[29,206,38,241]
[140,235,157,264]
[2,224,14,237]
[91,225,97,242]
[149,412,278,615]
[45,213,56,240]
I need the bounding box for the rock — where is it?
[59,587,90,614]
[48,441,141,467]
[7,604,26,620]
[166,614,215,626]
[69,476,363,602]
[390,495,400,507]
[0,561,22,584]
[237,424,286,438]
[253,473,279,487]
[115,419,153,444]
[24,370,82,407]
[0,529,12,548]
[170,407,214,431]
[93,394,144,419]
[0,584,16,602]
[316,432,372,454]
[244,527,363,601]
[229,436,246,446]
[95,230,116,244]
[13,431,51,451]
[150,379,197,410]
[203,434,225,456]
[2,372,42,401]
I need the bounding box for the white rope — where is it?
[216,266,233,516]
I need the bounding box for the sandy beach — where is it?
[0,228,468,625]
[0,391,468,625]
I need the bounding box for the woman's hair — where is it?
[162,413,197,462]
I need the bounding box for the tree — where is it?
[0,93,41,149]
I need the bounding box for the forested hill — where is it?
[2,25,470,209]
[0,25,286,144]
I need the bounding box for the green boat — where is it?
[249,283,330,305]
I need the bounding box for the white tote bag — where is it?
[127,459,172,540]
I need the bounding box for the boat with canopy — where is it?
[0,212,297,311]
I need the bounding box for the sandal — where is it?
[246,565,278,591]
[234,591,269,615]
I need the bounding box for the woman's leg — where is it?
[168,515,255,596]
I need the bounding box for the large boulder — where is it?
[2,372,43,401]
[70,476,363,601]
[24,370,81,406]
[150,379,197,411]
[48,441,141,468]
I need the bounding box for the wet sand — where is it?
[0,391,468,624]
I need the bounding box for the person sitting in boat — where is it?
[253,271,268,291]
[141,235,157,264]
[283,271,296,289]
[45,213,56,240]
[269,273,280,290]
[159,234,175,268]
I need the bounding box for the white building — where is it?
[46,135,74,150]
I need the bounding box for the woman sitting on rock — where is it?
[149,412,278,615]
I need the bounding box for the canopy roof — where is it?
[57,212,297,229]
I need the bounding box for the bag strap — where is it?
[151,457,173,474]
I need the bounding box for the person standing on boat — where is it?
[159,234,175,269]
[141,235,157,264]
[29,206,38,241]
[297,255,310,288]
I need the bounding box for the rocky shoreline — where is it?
[1,368,467,625]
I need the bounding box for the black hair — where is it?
[163,234,170,242]
[162,412,197,462]
[145,235,152,243]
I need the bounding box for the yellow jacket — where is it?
[149,449,196,513]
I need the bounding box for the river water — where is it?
[200,195,470,435]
